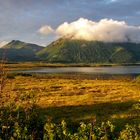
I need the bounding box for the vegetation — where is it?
[1,107,140,140]
[0,65,140,139]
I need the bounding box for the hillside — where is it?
[0,39,140,63]
[37,38,140,63]
[0,40,43,61]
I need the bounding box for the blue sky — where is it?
[0,0,140,46]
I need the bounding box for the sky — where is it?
[0,0,140,47]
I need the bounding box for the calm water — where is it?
[13,66,140,75]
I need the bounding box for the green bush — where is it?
[118,124,139,140]
[0,104,44,139]
[0,103,140,140]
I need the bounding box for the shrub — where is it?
[118,124,139,140]
[0,104,140,139]
[0,104,44,139]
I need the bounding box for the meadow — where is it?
[0,71,140,139]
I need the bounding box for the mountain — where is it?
[37,38,140,63]
[1,39,140,63]
[0,40,43,61]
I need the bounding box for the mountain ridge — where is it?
[0,39,140,63]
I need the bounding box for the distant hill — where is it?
[1,39,140,63]
[37,38,140,63]
[0,40,43,61]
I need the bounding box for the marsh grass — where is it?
[3,74,140,126]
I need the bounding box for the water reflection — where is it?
[12,66,140,75]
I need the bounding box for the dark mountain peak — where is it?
[10,40,26,45]
[0,40,44,61]
[10,40,22,43]
[2,40,26,49]
[2,40,43,50]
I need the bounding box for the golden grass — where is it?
[4,74,139,107]
[1,73,139,128]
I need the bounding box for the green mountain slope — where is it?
[37,38,140,63]
[0,39,140,63]
[0,40,43,61]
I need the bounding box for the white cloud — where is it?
[38,25,54,35]
[0,41,8,48]
[55,18,140,43]
[40,18,140,43]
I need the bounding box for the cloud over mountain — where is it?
[55,18,140,43]
[38,25,54,35]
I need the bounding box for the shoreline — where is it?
[2,62,140,70]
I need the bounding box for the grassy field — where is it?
[3,74,140,128]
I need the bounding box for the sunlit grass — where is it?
[2,74,139,126]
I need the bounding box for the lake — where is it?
[12,66,140,75]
